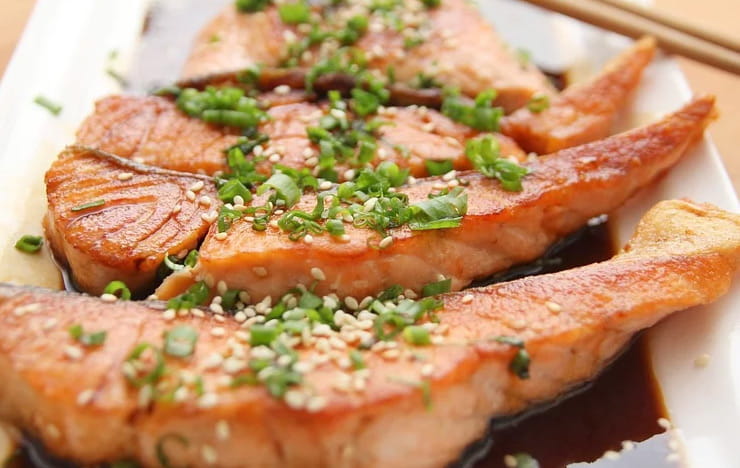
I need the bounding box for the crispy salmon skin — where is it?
[159,96,716,302]
[44,146,221,296]
[182,0,555,112]
[1,199,739,467]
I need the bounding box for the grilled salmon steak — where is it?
[76,95,525,177]
[161,96,716,303]
[181,0,555,112]
[44,146,221,296]
[501,37,657,154]
[1,199,738,467]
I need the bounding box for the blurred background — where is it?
[1,0,737,193]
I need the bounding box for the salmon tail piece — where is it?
[0,199,739,467]
[501,36,658,154]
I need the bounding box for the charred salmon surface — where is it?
[1,199,739,467]
[159,96,716,302]
[44,146,221,296]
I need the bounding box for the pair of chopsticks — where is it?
[520,0,740,75]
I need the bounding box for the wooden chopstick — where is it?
[596,0,740,53]
[520,0,740,75]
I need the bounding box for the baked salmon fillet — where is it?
[76,95,525,177]
[1,199,738,467]
[501,37,657,154]
[44,146,221,296]
[161,96,716,302]
[181,0,555,112]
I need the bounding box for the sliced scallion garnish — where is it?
[163,325,198,358]
[104,280,131,301]
[33,95,62,116]
[14,235,43,253]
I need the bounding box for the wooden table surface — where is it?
[1,0,738,194]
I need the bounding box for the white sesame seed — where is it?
[216,420,230,441]
[203,353,224,369]
[199,195,212,207]
[382,349,401,360]
[186,190,196,201]
[222,357,247,374]
[173,386,188,402]
[461,294,474,304]
[545,301,562,313]
[658,417,672,430]
[284,389,308,409]
[210,303,225,314]
[171,203,182,214]
[14,303,41,316]
[603,450,620,460]
[621,440,635,451]
[190,181,205,192]
[201,210,218,223]
[191,309,205,318]
[274,84,291,95]
[344,296,359,310]
[77,388,95,406]
[162,309,176,321]
[138,384,153,408]
[379,236,393,249]
[252,266,268,277]
[202,445,218,465]
[304,234,314,244]
[269,153,281,163]
[318,180,333,191]
[211,327,226,337]
[421,122,436,133]
[42,317,58,330]
[117,172,133,181]
[64,345,83,360]
[251,346,276,360]
[214,232,228,241]
[504,455,517,467]
[311,267,326,281]
[305,156,319,167]
[420,363,435,377]
[100,293,118,303]
[306,395,327,412]
[198,393,219,409]
[694,353,711,368]
[343,169,356,180]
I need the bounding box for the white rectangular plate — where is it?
[0,0,737,466]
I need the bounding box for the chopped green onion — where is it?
[104,280,131,300]
[257,173,301,207]
[163,255,185,272]
[166,281,209,310]
[510,348,531,379]
[349,349,365,369]
[441,89,503,131]
[409,187,467,230]
[511,452,540,468]
[163,325,198,358]
[184,250,199,268]
[527,93,550,113]
[33,95,62,116]
[68,324,107,346]
[155,433,189,468]
[403,325,431,345]
[14,235,43,253]
[124,343,165,387]
[421,0,441,7]
[235,0,272,12]
[71,199,106,212]
[250,324,279,346]
[176,86,268,129]
[218,178,252,204]
[465,135,529,191]
[421,278,451,297]
[424,159,454,176]
[278,1,310,24]
[377,284,403,301]
[494,335,525,347]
